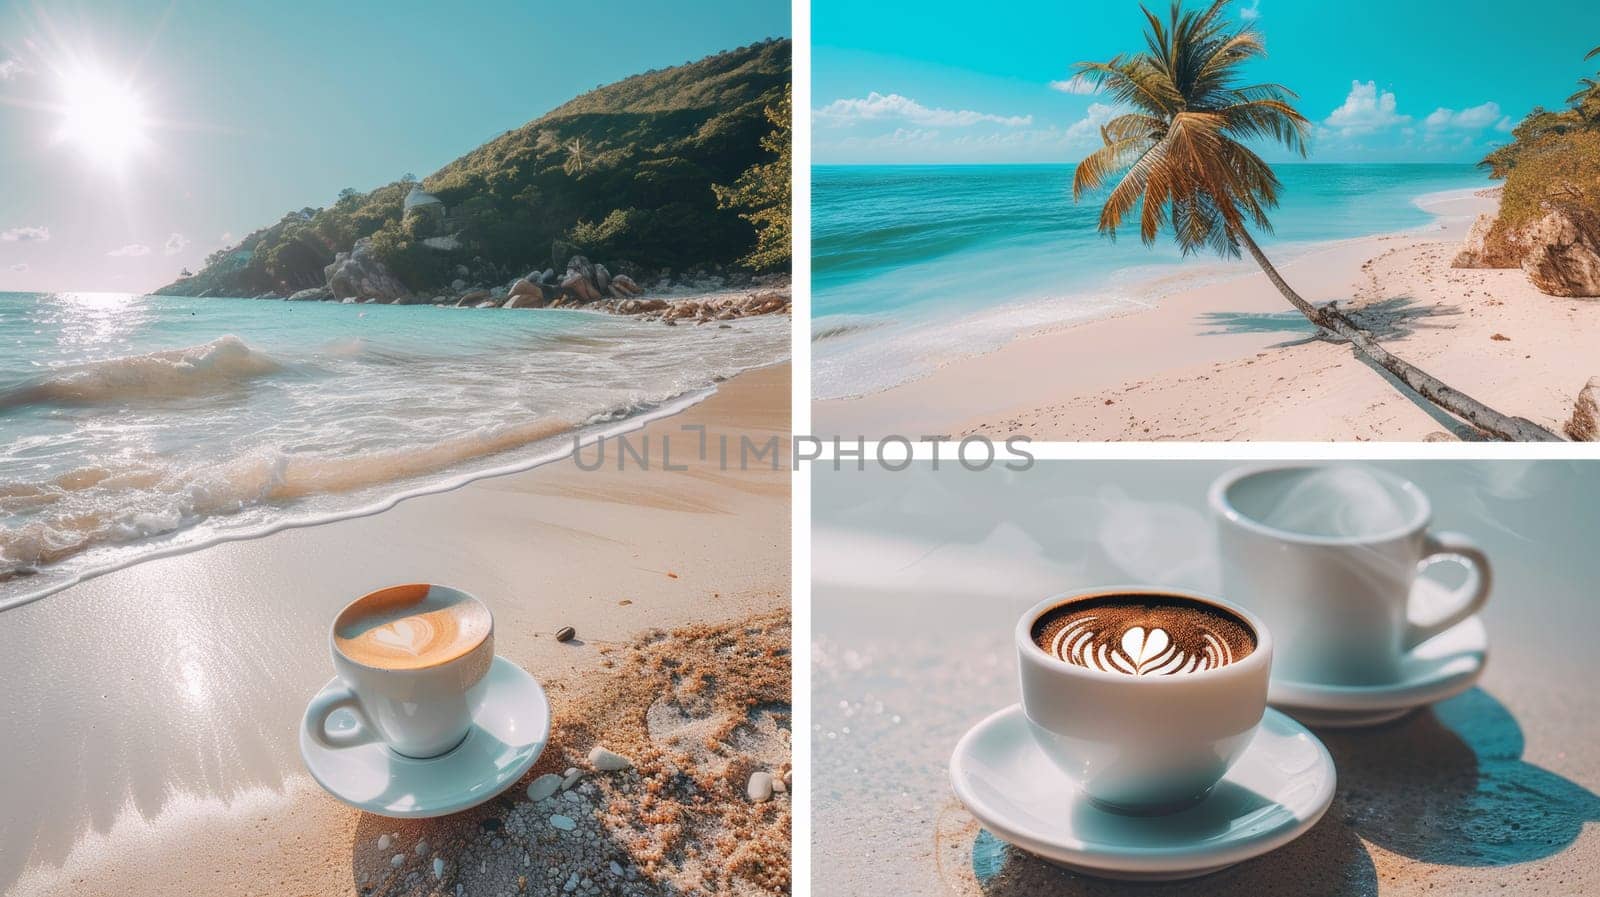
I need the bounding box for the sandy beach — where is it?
[815,192,1597,441]
[0,364,792,897]
[812,460,1600,896]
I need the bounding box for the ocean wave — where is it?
[0,335,281,409]
[812,319,885,342]
[0,415,580,577]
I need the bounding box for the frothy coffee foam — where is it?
[1032,594,1254,677]
[335,584,491,670]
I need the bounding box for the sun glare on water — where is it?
[53,66,150,169]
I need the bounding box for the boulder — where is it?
[1451,213,1513,268]
[509,278,544,299]
[1566,377,1600,441]
[610,274,642,296]
[455,288,490,307]
[324,238,411,303]
[287,286,333,301]
[504,280,547,309]
[594,263,612,294]
[451,278,467,291]
[1521,210,1600,298]
[560,272,602,303]
[540,268,556,284]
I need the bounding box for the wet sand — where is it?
[1,364,791,897]
[812,461,1600,896]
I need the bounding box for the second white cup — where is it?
[1211,464,1491,687]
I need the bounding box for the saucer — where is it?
[1269,612,1488,728]
[299,655,549,818]
[949,705,1335,881]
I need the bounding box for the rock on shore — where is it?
[1453,208,1600,297]
[324,237,413,304]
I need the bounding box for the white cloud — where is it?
[1424,101,1503,131]
[219,231,234,245]
[815,92,1032,128]
[1049,75,1099,96]
[1240,0,1262,20]
[1064,103,1121,144]
[0,57,24,80]
[1,225,49,242]
[107,243,151,257]
[9,263,27,272]
[1495,116,1515,133]
[163,232,190,255]
[1324,81,1410,136]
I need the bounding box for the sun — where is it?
[54,66,149,169]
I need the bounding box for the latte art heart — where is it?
[335,583,492,671]
[371,619,428,654]
[1031,593,1255,677]
[1048,617,1236,675]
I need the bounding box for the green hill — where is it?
[158,38,790,298]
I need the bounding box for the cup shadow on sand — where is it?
[951,688,1597,896]
[1321,687,1600,867]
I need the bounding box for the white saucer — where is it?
[1269,613,1488,728]
[299,655,550,818]
[949,705,1335,881]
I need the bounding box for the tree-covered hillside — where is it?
[158,38,790,298]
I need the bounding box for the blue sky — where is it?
[813,0,1600,165]
[0,0,789,291]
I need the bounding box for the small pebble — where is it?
[555,626,576,642]
[390,854,405,868]
[377,834,393,851]
[432,857,445,879]
[561,769,584,790]
[747,771,774,802]
[773,777,787,793]
[528,773,562,801]
[414,840,429,856]
[609,862,624,876]
[588,746,632,771]
[550,814,576,831]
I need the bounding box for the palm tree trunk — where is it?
[1236,229,1562,442]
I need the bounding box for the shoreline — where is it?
[810,181,1485,404]
[1,356,792,612]
[1,363,791,897]
[814,189,1593,440]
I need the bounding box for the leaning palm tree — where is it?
[1072,0,1558,440]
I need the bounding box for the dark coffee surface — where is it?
[1031,593,1255,676]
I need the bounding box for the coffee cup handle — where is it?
[304,686,378,750]
[1405,530,1492,651]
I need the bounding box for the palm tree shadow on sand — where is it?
[1196,296,1463,347]
[952,689,1597,896]
[1196,296,1483,438]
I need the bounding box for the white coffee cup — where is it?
[1210,464,1491,687]
[1015,587,1272,814]
[302,583,495,758]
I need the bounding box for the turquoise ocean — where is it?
[0,295,788,605]
[812,163,1491,399]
